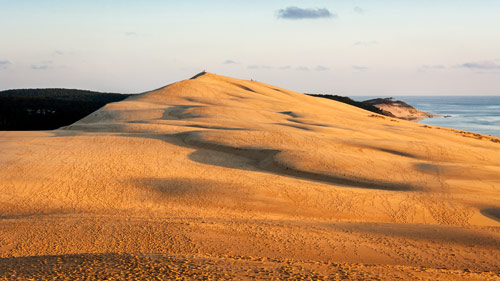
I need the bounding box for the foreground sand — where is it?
[1,73,499,279]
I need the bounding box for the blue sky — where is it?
[1,1,499,95]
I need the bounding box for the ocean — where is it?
[351,96,500,137]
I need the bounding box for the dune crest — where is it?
[1,72,499,279]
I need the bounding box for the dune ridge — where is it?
[0,72,499,279]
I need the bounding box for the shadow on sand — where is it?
[480,207,500,223]
[116,131,420,192]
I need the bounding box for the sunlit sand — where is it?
[1,72,499,279]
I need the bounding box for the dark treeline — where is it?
[0,89,134,130]
[363,97,413,108]
[307,94,395,117]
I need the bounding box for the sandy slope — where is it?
[371,103,433,121]
[1,72,499,279]
[363,97,438,121]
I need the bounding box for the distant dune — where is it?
[364,97,437,121]
[1,72,499,280]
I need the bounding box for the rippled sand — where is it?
[1,72,499,279]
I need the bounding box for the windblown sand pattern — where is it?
[1,73,499,279]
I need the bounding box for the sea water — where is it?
[351,96,500,137]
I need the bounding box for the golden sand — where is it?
[0,72,499,279]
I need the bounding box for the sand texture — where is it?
[1,72,499,280]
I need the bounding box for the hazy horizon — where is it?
[1,1,499,96]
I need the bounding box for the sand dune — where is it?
[1,72,499,279]
[364,97,436,121]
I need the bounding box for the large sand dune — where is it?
[1,72,499,279]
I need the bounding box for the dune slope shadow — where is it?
[1,253,294,280]
[230,83,256,93]
[161,105,204,120]
[127,131,420,191]
[260,158,419,191]
[480,207,500,223]
[326,221,500,248]
[132,177,254,202]
[171,124,247,131]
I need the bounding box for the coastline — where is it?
[362,97,438,122]
[352,96,500,137]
